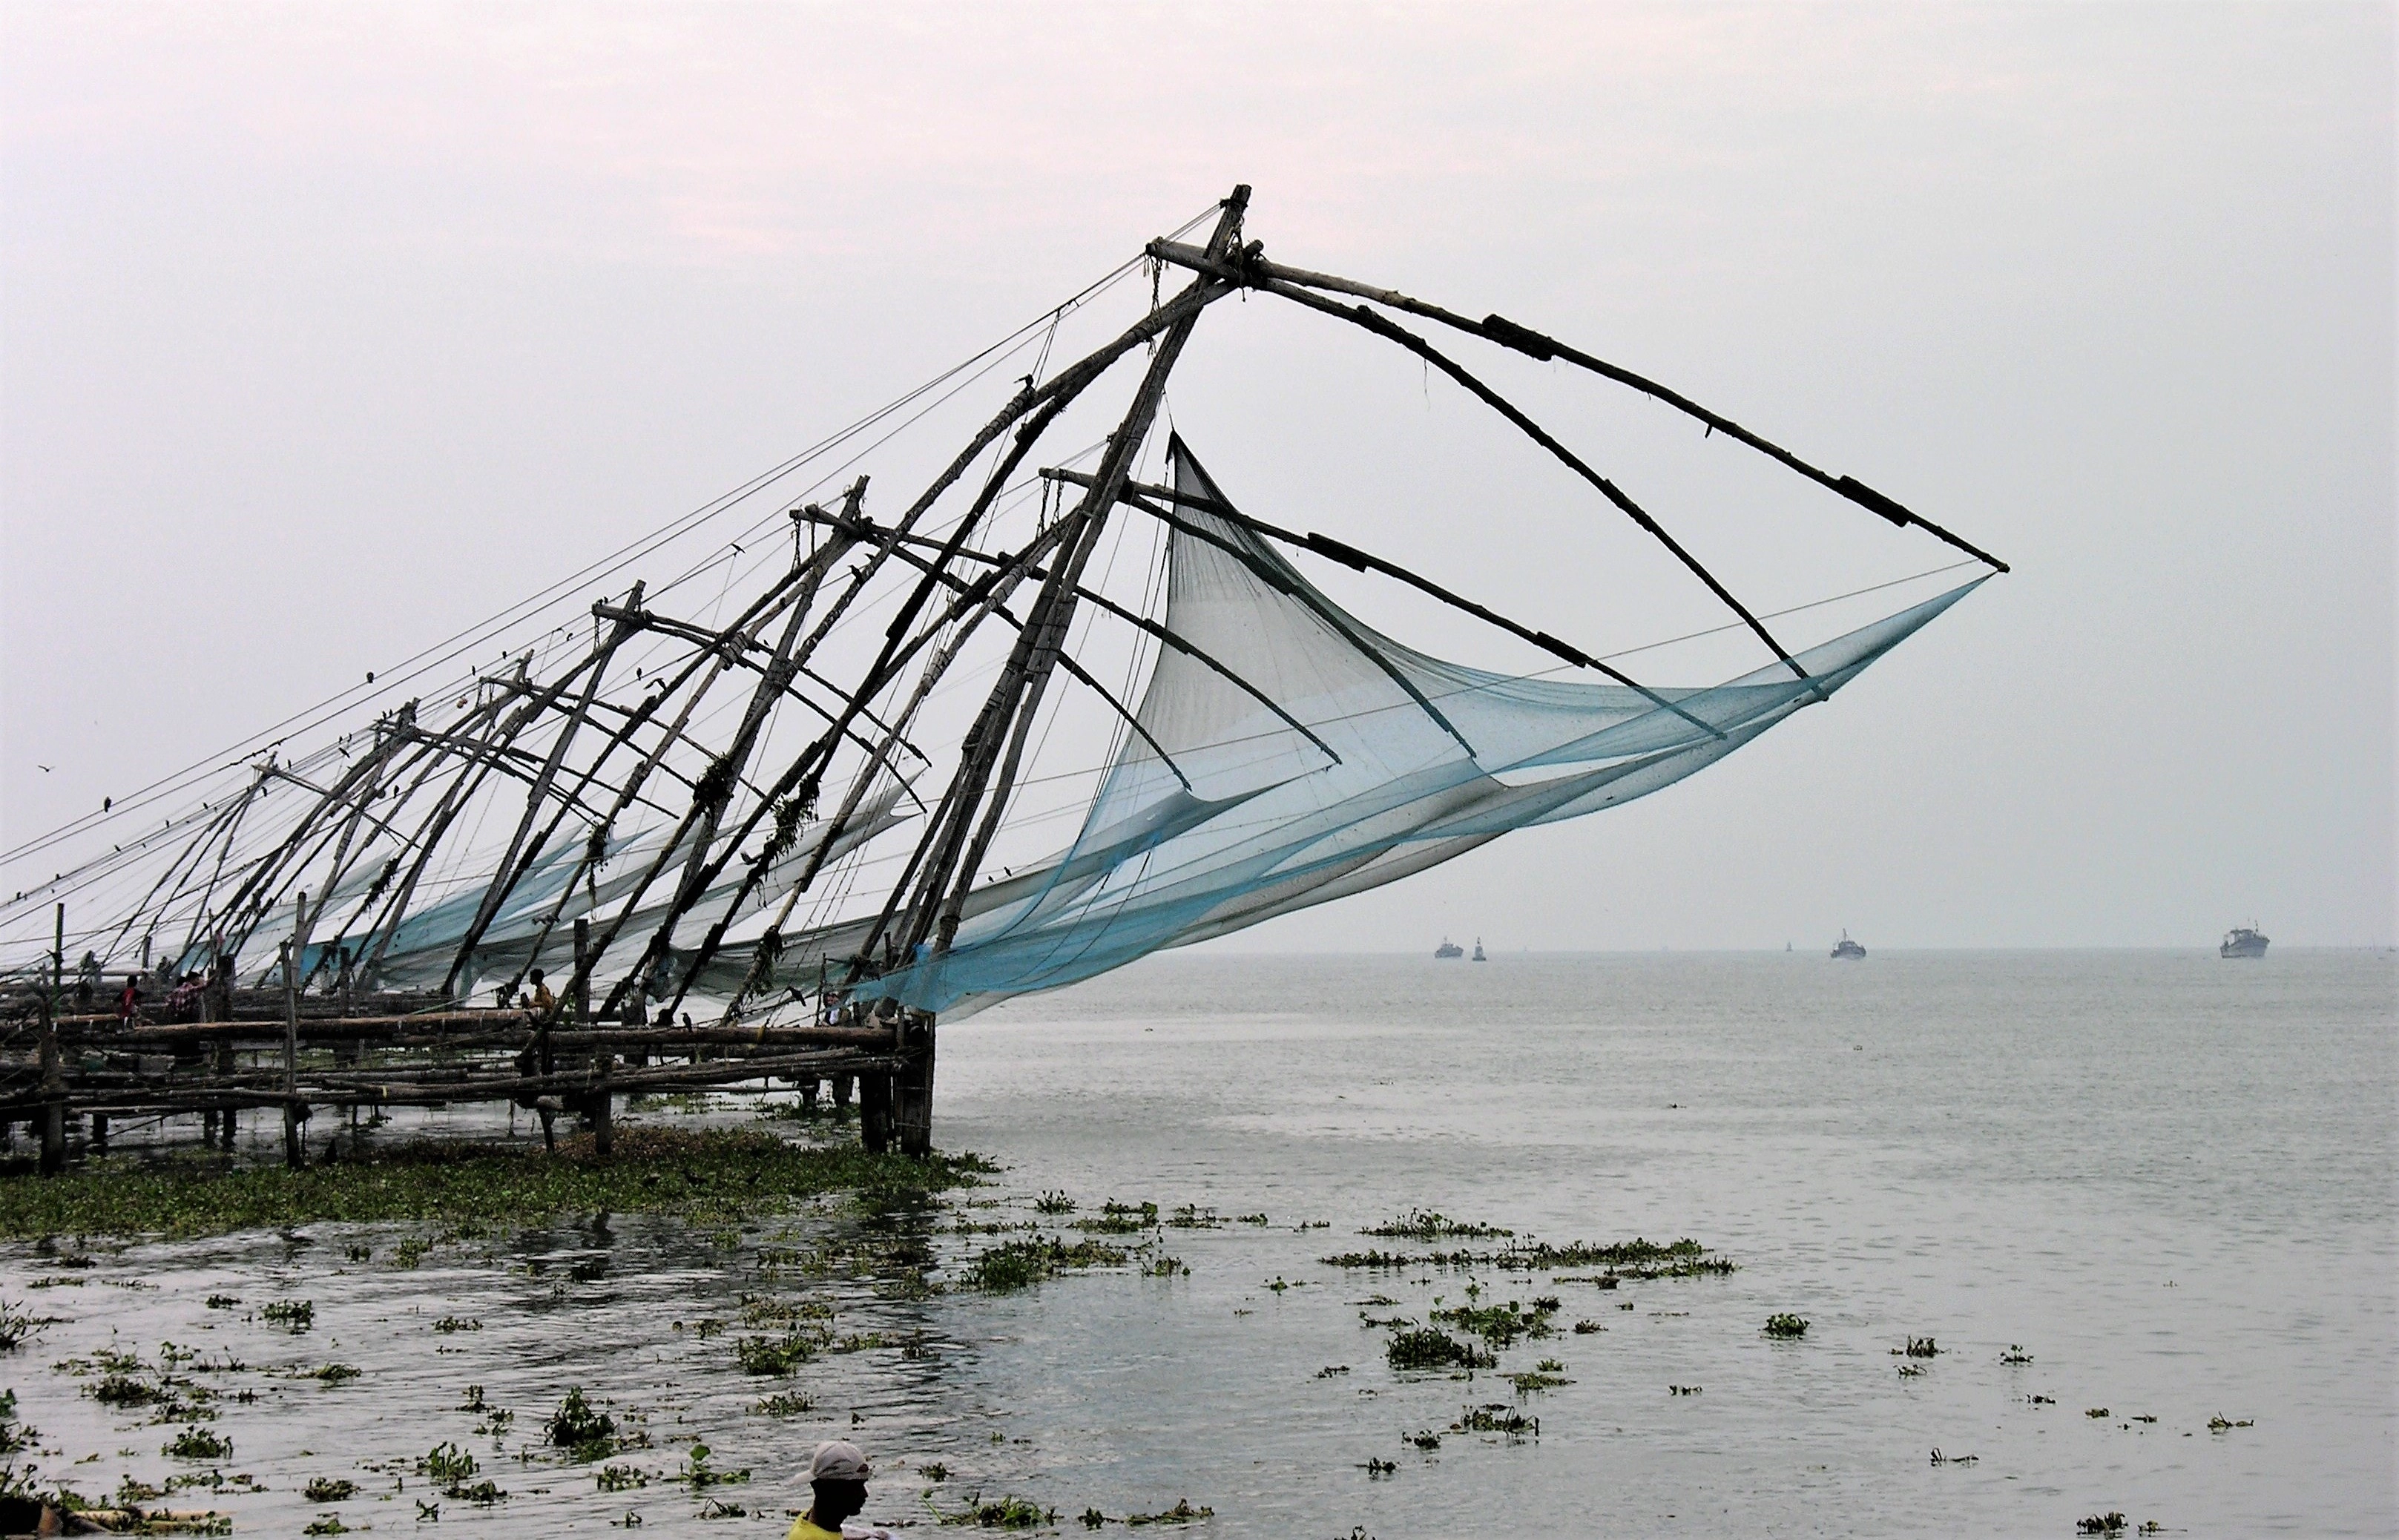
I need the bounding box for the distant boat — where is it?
[1832,929,1866,960]
[1434,938,1464,960]
[1471,938,1487,962]
[2220,925,2269,959]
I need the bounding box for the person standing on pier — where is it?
[786,1441,887,1539]
[115,975,141,1028]
[527,969,556,1019]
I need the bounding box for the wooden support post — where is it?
[282,893,309,1169]
[893,1011,935,1157]
[572,918,592,1024]
[589,1053,613,1156]
[832,1072,853,1111]
[858,1072,892,1154]
[90,1113,108,1150]
[38,995,65,1176]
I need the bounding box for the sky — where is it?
[2,1,2391,952]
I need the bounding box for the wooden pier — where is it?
[0,978,929,1171]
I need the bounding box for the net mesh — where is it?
[827,442,1981,1015]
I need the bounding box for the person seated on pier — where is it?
[527,969,556,1019]
[786,1440,887,1540]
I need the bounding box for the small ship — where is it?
[1435,938,1464,960]
[1472,938,1487,962]
[2220,925,2269,959]
[1832,929,1866,960]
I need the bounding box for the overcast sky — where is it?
[3,2,2390,950]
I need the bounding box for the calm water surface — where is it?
[4,950,2391,1537]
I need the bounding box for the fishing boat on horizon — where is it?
[1832,930,1866,960]
[1434,938,1464,959]
[2221,924,2269,959]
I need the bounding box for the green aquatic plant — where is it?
[1071,1200,1158,1235]
[432,1316,481,1334]
[1454,1404,1537,1438]
[0,1129,985,1240]
[595,1464,648,1492]
[418,1442,478,1487]
[1032,1191,1077,1215]
[2077,1515,2127,1536]
[1125,1498,1212,1525]
[734,1333,817,1375]
[0,1300,45,1351]
[1898,1336,1940,1358]
[1763,1314,1809,1338]
[547,1388,617,1456]
[162,1427,231,1461]
[965,1237,1129,1293]
[677,1444,748,1490]
[754,1392,812,1418]
[303,1478,357,1502]
[1363,1209,1513,1241]
[303,1363,361,1386]
[1385,1328,1494,1372]
[260,1300,314,1332]
[1508,1360,1571,1394]
[1432,1299,1557,1349]
[938,1492,1055,1528]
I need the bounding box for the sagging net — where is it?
[823,442,1980,1016]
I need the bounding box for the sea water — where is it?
[4,950,2392,1536]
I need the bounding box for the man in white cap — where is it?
[786,1439,883,1540]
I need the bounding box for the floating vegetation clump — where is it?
[1999,1345,2034,1364]
[2207,1416,2254,1432]
[966,1237,1131,1293]
[303,1478,356,1503]
[0,1299,45,1350]
[2078,1514,2127,1536]
[1898,1336,1940,1358]
[1431,1299,1558,1349]
[1454,1404,1538,1438]
[1071,1200,1159,1235]
[163,1427,231,1461]
[1033,1191,1077,1215]
[755,1392,812,1418]
[1385,1328,1495,1372]
[1571,1320,1606,1335]
[734,1333,817,1376]
[0,1128,985,1240]
[1507,1360,1570,1394]
[1324,1235,1732,1277]
[1362,1209,1513,1240]
[939,1493,1055,1527]
[303,1363,361,1386]
[1125,1498,1212,1525]
[433,1316,482,1334]
[1763,1314,1809,1338]
[260,1300,315,1332]
[546,1388,617,1457]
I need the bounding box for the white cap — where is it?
[809,1441,871,1481]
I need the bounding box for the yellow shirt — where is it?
[786,1518,840,1540]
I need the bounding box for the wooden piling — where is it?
[589,1053,614,1156]
[858,1072,892,1154]
[893,1012,935,1157]
[39,996,65,1176]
